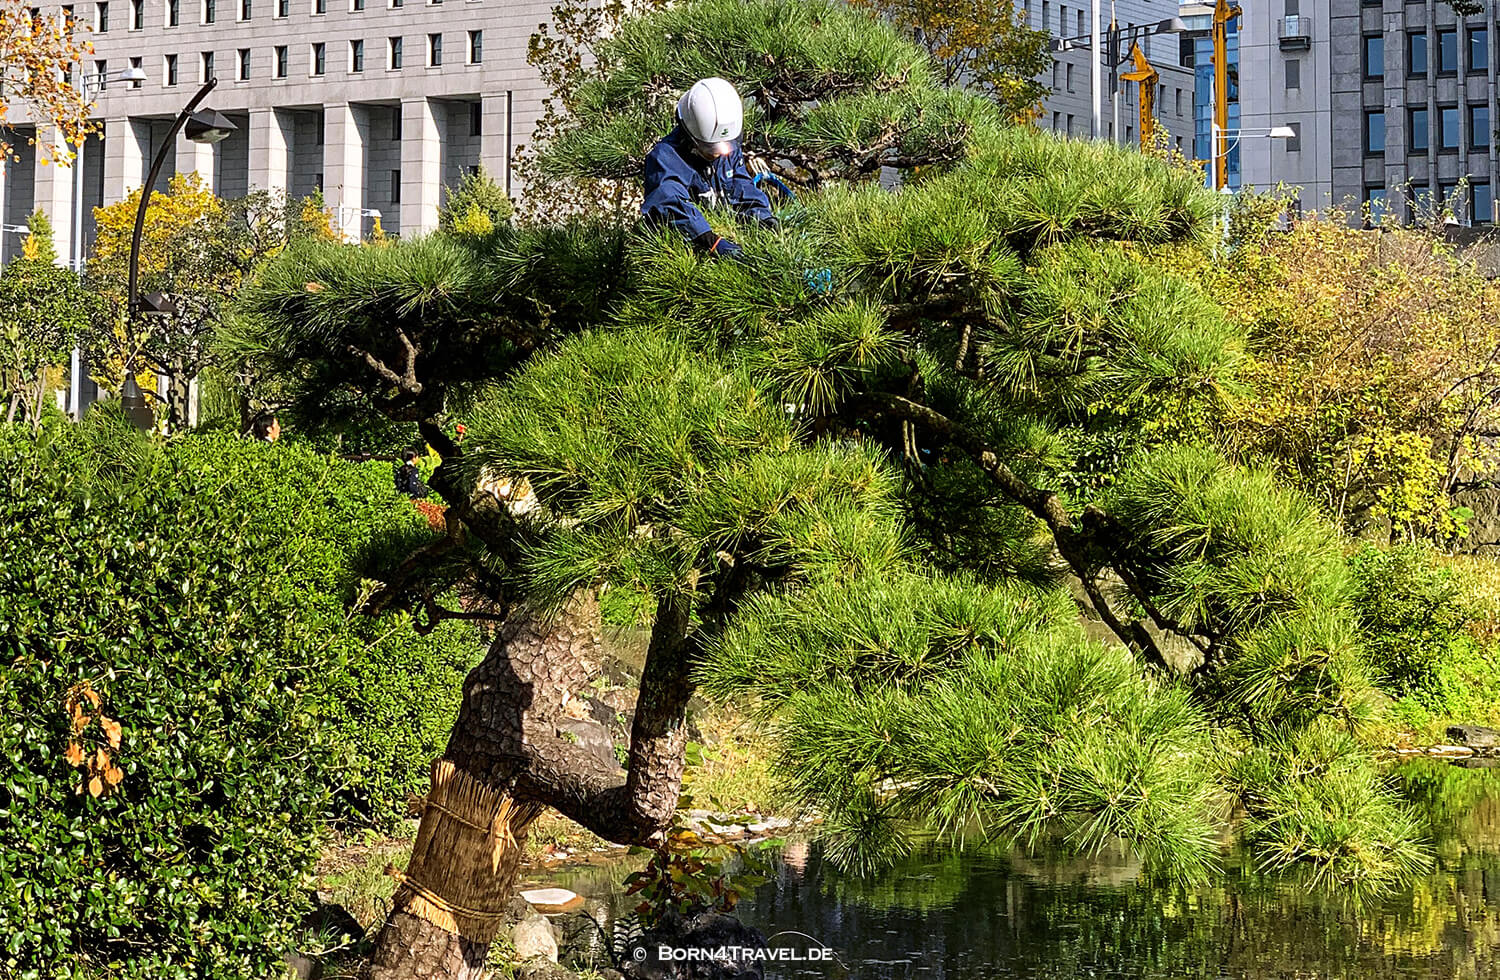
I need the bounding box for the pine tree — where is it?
[233,2,1427,975]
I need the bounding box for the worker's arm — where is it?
[725,146,776,226]
[641,146,715,242]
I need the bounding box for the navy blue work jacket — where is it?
[640,125,773,242]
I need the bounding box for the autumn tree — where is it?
[232,3,1428,977]
[1174,203,1500,543]
[0,0,96,162]
[849,0,1052,122]
[85,175,295,430]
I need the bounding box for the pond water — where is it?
[548,759,1500,979]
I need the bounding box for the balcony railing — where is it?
[1279,15,1311,50]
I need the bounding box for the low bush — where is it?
[0,420,480,978]
[1347,544,1476,698]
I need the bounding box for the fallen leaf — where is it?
[100,717,122,749]
[64,742,84,767]
[94,747,110,770]
[104,766,124,787]
[88,776,103,798]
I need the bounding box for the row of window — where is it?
[90,0,451,31]
[93,30,480,86]
[1362,29,1490,79]
[1363,104,1493,154]
[1364,182,1494,226]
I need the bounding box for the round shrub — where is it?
[1347,543,1476,698]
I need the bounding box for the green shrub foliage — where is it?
[0,422,478,978]
[1347,544,1477,698]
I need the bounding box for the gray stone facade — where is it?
[1021,0,1196,151]
[1,0,554,265]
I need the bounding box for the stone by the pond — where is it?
[513,960,578,980]
[284,952,320,980]
[513,909,560,962]
[1455,757,1500,768]
[1429,744,1477,757]
[620,910,767,979]
[1447,724,1500,749]
[521,887,586,914]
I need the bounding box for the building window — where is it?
[128,0,141,27]
[390,0,401,7]
[1440,105,1460,150]
[96,1,108,30]
[313,0,323,13]
[1475,181,1493,225]
[1472,28,1489,73]
[1065,62,1074,93]
[201,50,214,80]
[352,0,363,9]
[1439,181,1459,217]
[167,0,177,25]
[238,0,248,18]
[1408,31,1427,76]
[1364,109,1385,155]
[1065,113,1075,135]
[1076,9,1082,34]
[469,101,481,135]
[388,35,402,69]
[311,41,325,74]
[427,32,441,65]
[94,58,107,88]
[202,0,213,22]
[165,51,178,84]
[129,54,142,86]
[1286,121,1302,152]
[1472,104,1491,149]
[1411,107,1429,152]
[237,47,249,79]
[467,29,481,64]
[1051,110,1059,130]
[390,107,401,139]
[1285,58,1300,90]
[1362,35,1382,79]
[390,169,401,203]
[1363,186,1388,227]
[274,44,287,77]
[276,0,287,13]
[350,39,364,72]
[1438,29,1458,74]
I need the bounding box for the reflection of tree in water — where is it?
[556,767,1500,978]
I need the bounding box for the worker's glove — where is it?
[694,231,746,260]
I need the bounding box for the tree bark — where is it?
[362,589,697,979]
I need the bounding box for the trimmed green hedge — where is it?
[0,423,480,978]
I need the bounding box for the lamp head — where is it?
[118,66,147,83]
[1156,16,1189,34]
[185,109,237,144]
[1268,125,1297,139]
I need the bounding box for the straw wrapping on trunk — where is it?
[386,759,543,943]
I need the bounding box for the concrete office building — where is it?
[1179,1,1332,203]
[0,0,555,267]
[1019,0,1198,152]
[1335,0,1498,225]
[1180,1,1498,226]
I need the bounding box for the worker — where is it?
[641,77,776,260]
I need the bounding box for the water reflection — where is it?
[553,759,1500,979]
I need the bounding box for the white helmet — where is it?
[677,77,743,156]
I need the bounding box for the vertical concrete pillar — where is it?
[479,91,511,195]
[175,129,217,192]
[248,107,292,196]
[33,126,76,268]
[102,117,147,205]
[400,96,444,236]
[324,103,368,241]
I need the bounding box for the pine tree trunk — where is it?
[362,592,617,980]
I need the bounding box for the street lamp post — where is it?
[1051,15,1186,143]
[335,206,382,242]
[119,77,237,431]
[1210,124,1296,243]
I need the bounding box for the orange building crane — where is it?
[1120,42,1158,150]
[1212,0,1242,189]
